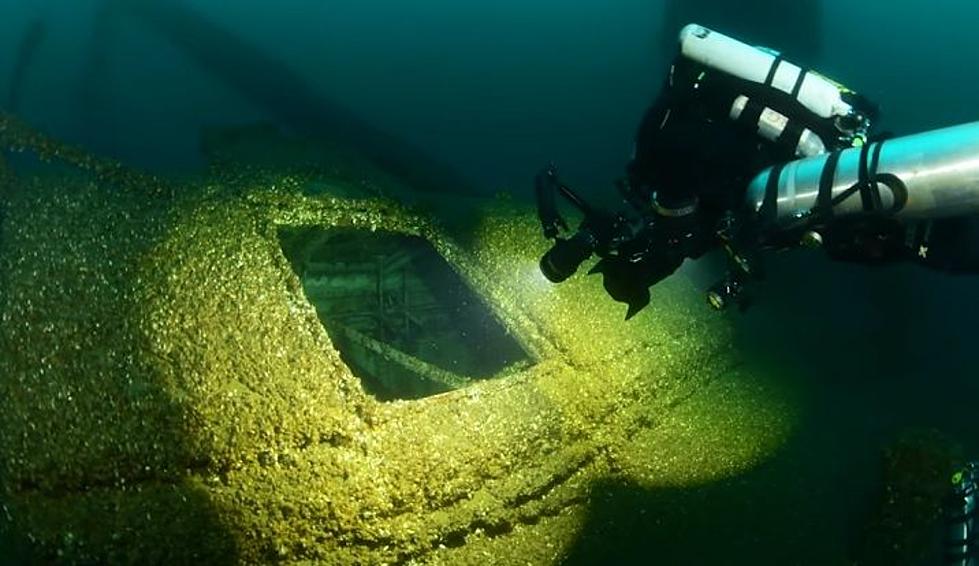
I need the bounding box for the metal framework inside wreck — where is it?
[278,227,530,400]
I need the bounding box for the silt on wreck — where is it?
[0,114,798,564]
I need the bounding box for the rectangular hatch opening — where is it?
[278,227,530,401]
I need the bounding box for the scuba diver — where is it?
[946,461,978,565]
[536,23,979,317]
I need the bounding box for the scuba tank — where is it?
[745,121,979,235]
[679,23,851,119]
[729,95,827,157]
[945,462,978,565]
[677,23,874,157]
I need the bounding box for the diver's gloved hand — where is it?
[589,218,693,320]
[588,203,712,319]
[590,248,683,320]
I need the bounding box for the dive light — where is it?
[539,229,598,283]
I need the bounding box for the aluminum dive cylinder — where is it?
[945,463,978,566]
[729,95,827,157]
[745,121,979,228]
[678,23,853,120]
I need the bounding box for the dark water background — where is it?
[2,0,979,563]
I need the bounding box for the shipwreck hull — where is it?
[0,115,797,563]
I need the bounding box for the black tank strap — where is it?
[760,162,786,223]
[790,68,807,98]
[776,120,806,154]
[868,136,909,214]
[814,150,843,219]
[868,140,888,210]
[764,54,783,87]
[828,138,907,215]
[736,97,766,132]
[856,141,876,211]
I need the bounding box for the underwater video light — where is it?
[535,164,704,317]
[539,229,598,283]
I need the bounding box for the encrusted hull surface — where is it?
[0,115,796,564]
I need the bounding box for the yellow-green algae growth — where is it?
[0,114,799,564]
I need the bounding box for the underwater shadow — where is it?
[559,474,832,565]
[560,407,951,566]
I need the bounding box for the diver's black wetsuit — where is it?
[623,56,790,266]
[628,59,781,217]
